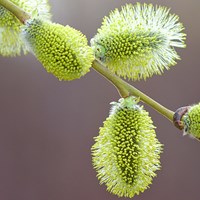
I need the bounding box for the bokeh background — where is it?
[0,0,199,199]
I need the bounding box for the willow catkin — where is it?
[91,3,186,80]
[92,97,162,198]
[0,0,51,56]
[22,18,94,80]
[183,103,200,140]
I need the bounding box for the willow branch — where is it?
[92,60,174,122]
[0,0,30,24]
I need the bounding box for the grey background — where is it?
[0,0,199,199]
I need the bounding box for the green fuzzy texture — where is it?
[92,97,162,198]
[183,103,200,139]
[23,18,94,81]
[91,3,186,80]
[0,0,51,56]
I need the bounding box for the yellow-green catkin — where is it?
[0,0,51,56]
[92,97,162,198]
[22,18,94,81]
[91,3,186,80]
[183,103,200,139]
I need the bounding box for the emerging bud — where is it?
[22,18,94,81]
[0,0,51,56]
[91,3,186,80]
[182,103,200,140]
[92,97,162,198]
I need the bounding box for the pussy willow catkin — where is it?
[91,3,186,80]
[183,103,200,140]
[0,0,51,56]
[22,18,94,80]
[92,97,162,198]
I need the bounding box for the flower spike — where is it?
[92,96,162,198]
[22,18,94,81]
[0,0,51,56]
[182,103,200,140]
[91,3,186,80]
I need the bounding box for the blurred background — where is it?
[0,0,199,199]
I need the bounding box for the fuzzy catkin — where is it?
[183,103,200,139]
[92,97,162,198]
[0,0,51,56]
[91,3,186,80]
[22,18,94,81]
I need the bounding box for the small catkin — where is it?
[22,18,94,81]
[91,3,186,80]
[183,103,200,139]
[92,97,162,198]
[0,0,51,56]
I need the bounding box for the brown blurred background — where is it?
[0,0,199,199]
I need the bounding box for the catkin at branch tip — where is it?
[183,103,200,140]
